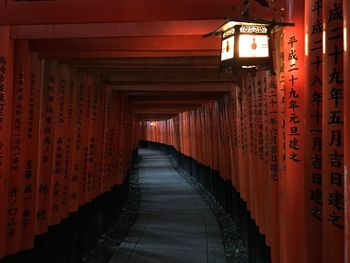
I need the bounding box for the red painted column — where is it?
[86,82,99,201]
[322,0,344,262]
[0,26,13,259]
[249,75,258,224]
[304,0,323,261]
[79,74,92,205]
[266,71,280,263]
[100,85,111,193]
[283,0,306,261]
[345,0,350,260]
[7,40,31,254]
[65,69,75,212]
[69,72,83,212]
[228,86,239,188]
[61,67,74,219]
[21,52,41,251]
[48,64,70,225]
[275,28,288,263]
[36,60,57,235]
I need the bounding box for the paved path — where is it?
[109,149,225,263]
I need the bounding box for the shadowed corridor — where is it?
[109,149,225,263]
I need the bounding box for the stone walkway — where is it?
[109,149,226,263]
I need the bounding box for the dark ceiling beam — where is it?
[125,91,227,98]
[110,83,233,91]
[131,100,215,105]
[134,108,189,114]
[11,20,224,39]
[59,56,220,66]
[81,70,229,82]
[39,50,219,59]
[133,104,203,110]
[30,36,220,52]
[134,113,178,120]
[102,71,236,83]
[0,0,275,25]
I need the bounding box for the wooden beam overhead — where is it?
[110,83,234,92]
[0,0,274,25]
[11,20,224,39]
[102,72,236,83]
[59,56,221,66]
[30,36,220,52]
[39,50,219,59]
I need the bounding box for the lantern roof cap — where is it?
[203,18,294,38]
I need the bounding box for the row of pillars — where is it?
[0,28,141,260]
[140,1,350,262]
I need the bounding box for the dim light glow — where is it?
[221,36,235,61]
[322,27,326,54]
[150,122,155,126]
[344,27,347,52]
[305,33,308,56]
[238,34,269,58]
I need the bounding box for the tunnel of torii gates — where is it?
[0,0,349,262]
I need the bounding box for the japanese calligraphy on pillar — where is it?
[267,73,279,180]
[345,0,350,262]
[0,27,13,259]
[266,69,281,263]
[49,66,68,225]
[286,36,303,164]
[95,87,105,196]
[80,74,92,204]
[21,53,41,251]
[277,35,286,174]
[8,41,31,254]
[323,0,344,229]
[69,75,83,212]
[283,2,306,260]
[36,62,56,234]
[100,86,109,192]
[61,69,73,218]
[304,0,324,261]
[322,1,344,262]
[306,0,323,224]
[86,84,98,201]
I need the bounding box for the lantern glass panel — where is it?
[238,34,269,58]
[221,36,235,61]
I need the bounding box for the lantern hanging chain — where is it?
[242,0,250,18]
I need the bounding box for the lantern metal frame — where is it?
[204,18,294,74]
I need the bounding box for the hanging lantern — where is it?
[204,18,294,74]
[219,20,272,72]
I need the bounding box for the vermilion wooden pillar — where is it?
[322,1,344,262]
[249,75,258,226]
[228,86,239,188]
[0,26,13,259]
[21,52,41,251]
[283,0,306,262]
[61,66,74,219]
[49,64,69,225]
[7,40,31,255]
[69,72,83,212]
[276,28,288,263]
[36,60,57,235]
[79,74,92,205]
[345,0,350,261]
[304,0,323,262]
[266,71,280,263]
[100,85,111,193]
